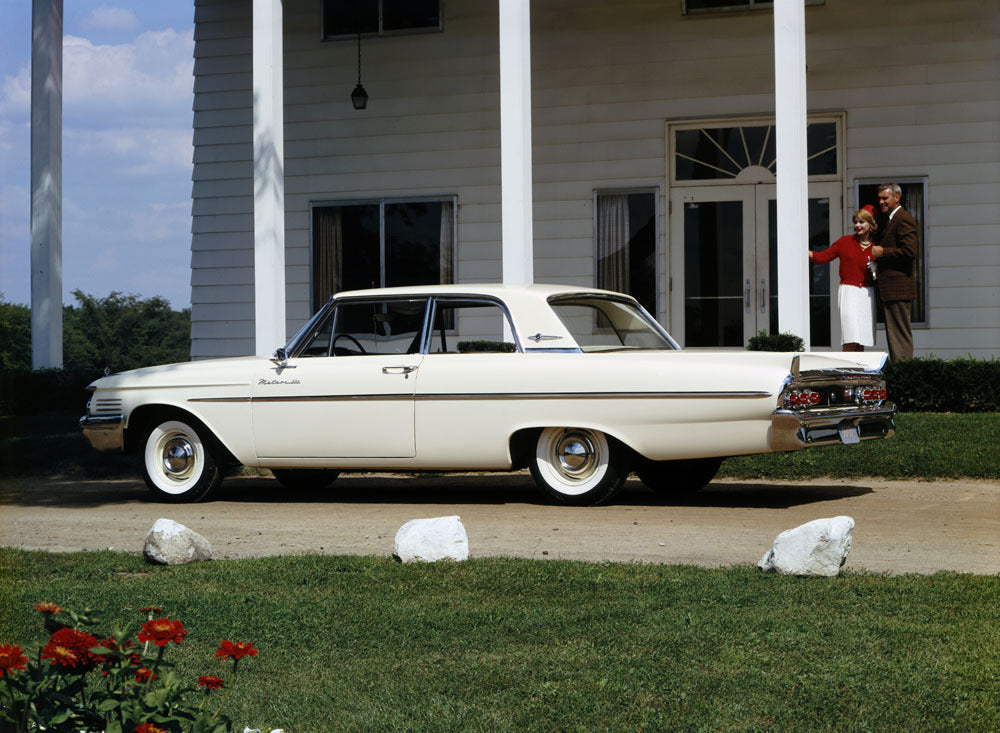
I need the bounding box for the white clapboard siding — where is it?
[190,0,1000,359]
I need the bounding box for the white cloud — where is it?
[82,5,139,32]
[0,17,196,308]
[0,67,30,119]
[63,30,192,112]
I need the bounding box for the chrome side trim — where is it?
[193,390,772,404]
[80,414,125,454]
[188,397,252,403]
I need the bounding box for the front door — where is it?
[251,297,428,460]
[669,183,841,348]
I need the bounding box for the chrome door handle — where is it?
[382,365,418,375]
[745,279,751,313]
[760,279,767,314]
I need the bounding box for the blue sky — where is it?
[0,1,195,309]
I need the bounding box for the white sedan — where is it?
[81,284,895,505]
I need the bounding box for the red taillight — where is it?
[859,388,887,402]
[786,390,821,408]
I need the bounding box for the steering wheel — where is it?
[331,333,366,354]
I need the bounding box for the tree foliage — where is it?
[0,292,190,414]
[0,291,190,377]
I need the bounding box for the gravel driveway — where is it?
[1,473,997,574]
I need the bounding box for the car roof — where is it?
[330,282,627,301]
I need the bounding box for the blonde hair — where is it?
[852,209,877,233]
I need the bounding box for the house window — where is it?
[674,122,837,181]
[856,180,928,326]
[595,190,657,316]
[683,0,823,15]
[321,0,441,38]
[311,198,455,311]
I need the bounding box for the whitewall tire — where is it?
[142,419,222,502]
[529,427,628,506]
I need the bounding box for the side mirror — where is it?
[270,347,288,366]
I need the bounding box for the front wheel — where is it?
[635,457,723,494]
[142,419,222,502]
[529,427,629,506]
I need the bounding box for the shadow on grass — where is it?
[0,472,874,510]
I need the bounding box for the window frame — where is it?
[592,187,660,318]
[854,176,929,328]
[309,195,458,312]
[682,0,823,16]
[319,0,443,41]
[668,115,843,186]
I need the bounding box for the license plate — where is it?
[839,422,860,445]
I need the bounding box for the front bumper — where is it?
[80,414,125,454]
[770,403,896,452]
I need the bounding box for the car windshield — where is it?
[549,296,678,352]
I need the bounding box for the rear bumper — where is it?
[80,414,125,454]
[770,403,896,452]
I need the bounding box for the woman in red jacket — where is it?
[809,206,879,351]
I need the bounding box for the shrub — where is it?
[1,603,261,733]
[456,340,517,353]
[884,357,1000,412]
[746,330,805,352]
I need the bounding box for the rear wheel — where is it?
[635,457,723,494]
[142,418,223,502]
[529,427,629,506]
[271,469,340,490]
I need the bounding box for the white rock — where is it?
[144,518,212,565]
[393,515,469,563]
[757,516,854,577]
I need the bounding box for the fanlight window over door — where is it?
[674,122,837,181]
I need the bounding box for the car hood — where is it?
[88,356,268,390]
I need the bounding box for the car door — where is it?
[251,297,428,460]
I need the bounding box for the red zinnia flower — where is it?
[41,628,99,672]
[33,602,62,615]
[136,667,157,683]
[140,606,163,615]
[135,724,168,733]
[197,674,225,690]
[0,644,28,678]
[215,640,258,661]
[137,618,187,647]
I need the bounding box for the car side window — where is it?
[330,298,428,356]
[427,299,517,354]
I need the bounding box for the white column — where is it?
[30,0,63,369]
[252,0,286,355]
[774,0,810,349]
[499,0,533,285]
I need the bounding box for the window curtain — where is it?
[439,201,455,283]
[597,194,630,293]
[313,207,343,311]
[900,185,924,323]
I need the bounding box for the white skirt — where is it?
[838,284,875,346]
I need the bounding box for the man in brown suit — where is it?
[871,183,918,360]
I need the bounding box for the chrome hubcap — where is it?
[162,436,194,477]
[555,432,597,479]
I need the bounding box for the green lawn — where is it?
[1,550,997,732]
[719,412,1000,479]
[2,412,998,480]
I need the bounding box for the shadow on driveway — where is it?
[0,472,874,510]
